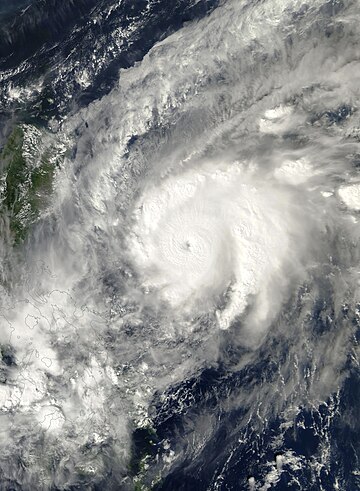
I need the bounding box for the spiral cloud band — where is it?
[128,159,310,332]
[0,0,359,488]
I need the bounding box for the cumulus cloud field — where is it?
[0,0,359,488]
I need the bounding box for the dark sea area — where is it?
[0,1,359,490]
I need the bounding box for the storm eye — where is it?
[127,162,304,329]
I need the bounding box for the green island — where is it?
[0,124,66,244]
[130,425,163,490]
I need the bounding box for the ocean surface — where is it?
[0,1,359,490]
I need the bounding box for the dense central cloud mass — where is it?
[128,160,312,332]
[0,0,359,489]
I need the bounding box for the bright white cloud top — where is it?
[338,183,360,211]
[0,0,360,488]
[128,160,310,331]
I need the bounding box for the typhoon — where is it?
[0,0,359,490]
[128,159,313,334]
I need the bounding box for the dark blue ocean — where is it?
[0,1,359,490]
